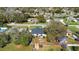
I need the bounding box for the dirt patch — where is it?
[16,45,23,49]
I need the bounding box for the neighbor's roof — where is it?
[32,28,44,34]
[58,36,67,41]
[76,18,79,21]
[59,36,67,48]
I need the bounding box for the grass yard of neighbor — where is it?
[0,42,32,51]
[64,19,79,25]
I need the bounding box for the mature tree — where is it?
[0,13,7,23]
[0,33,11,48]
[14,32,32,46]
[11,28,33,46]
[71,46,79,51]
[44,20,67,42]
[53,7,64,14]
[36,15,46,23]
[72,8,79,13]
[49,7,64,20]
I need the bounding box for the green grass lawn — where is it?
[69,21,79,25]
[68,26,79,44]
[0,42,32,51]
[63,19,79,25]
[68,26,79,32]
[68,26,79,37]
[68,37,78,44]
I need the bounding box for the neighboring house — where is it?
[31,28,46,37]
[28,18,38,24]
[58,36,67,48]
[54,18,62,22]
[76,18,79,21]
[58,36,67,44]
[54,13,66,17]
[0,27,7,32]
[18,28,28,32]
[67,16,77,22]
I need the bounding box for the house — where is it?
[54,13,66,18]
[31,28,46,38]
[27,18,38,24]
[0,27,7,32]
[67,16,77,22]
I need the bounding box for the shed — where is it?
[28,18,38,23]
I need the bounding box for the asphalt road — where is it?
[7,23,47,27]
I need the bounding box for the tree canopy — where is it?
[44,21,67,42]
[0,33,11,48]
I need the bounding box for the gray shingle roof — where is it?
[32,28,44,34]
[58,36,67,41]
